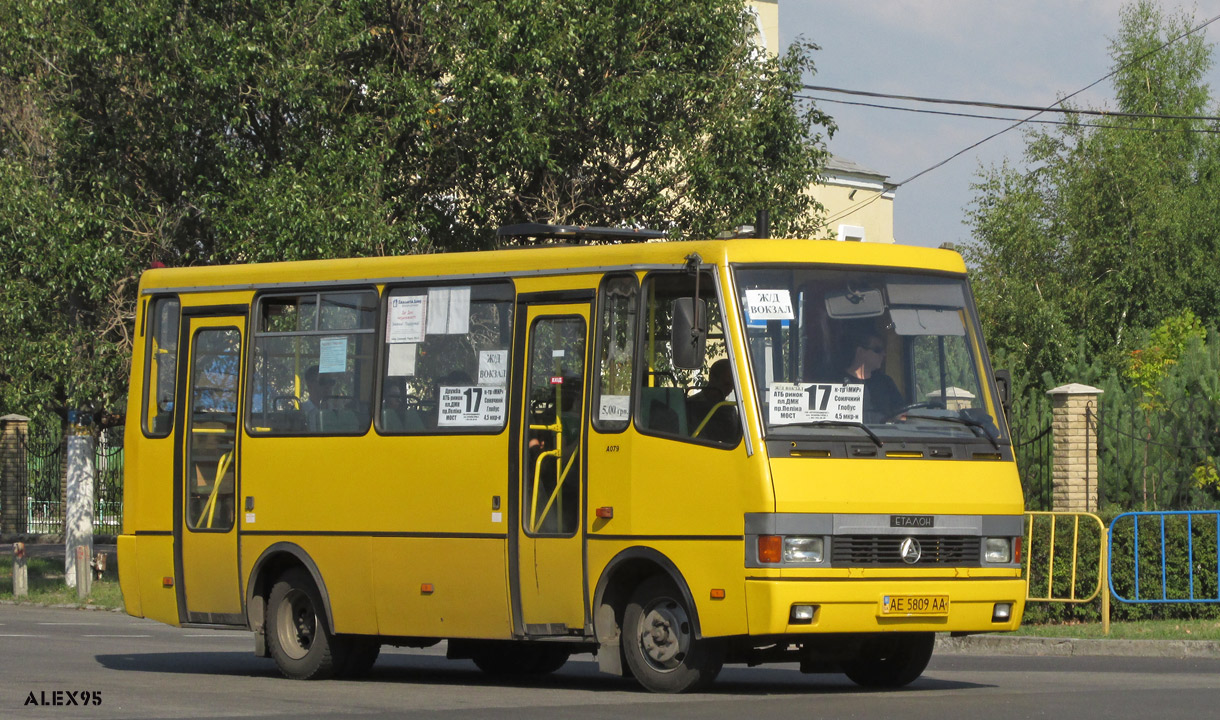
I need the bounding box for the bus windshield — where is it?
[734,265,1007,446]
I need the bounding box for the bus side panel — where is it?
[241,434,511,639]
[119,534,179,625]
[587,538,750,639]
[241,535,377,635]
[371,537,511,639]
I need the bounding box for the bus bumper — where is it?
[744,577,1025,635]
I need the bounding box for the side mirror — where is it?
[993,369,1012,420]
[671,298,707,370]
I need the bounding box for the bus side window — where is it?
[247,290,377,435]
[635,272,739,447]
[379,282,514,434]
[592,275,637,433]
[143,296,180,437]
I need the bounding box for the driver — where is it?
[840,327,904,422]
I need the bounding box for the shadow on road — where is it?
[94,650,990,695]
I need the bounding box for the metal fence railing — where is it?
[1108,510,1220,605]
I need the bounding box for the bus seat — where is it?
[638,387,688,436]
[318,409,363,432]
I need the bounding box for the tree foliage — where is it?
[0,0,835,420]
[965,0,1220,382]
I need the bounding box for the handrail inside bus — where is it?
[198,450,233,529]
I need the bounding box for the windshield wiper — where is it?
[903,413,1000,450]
[770,420,884,448]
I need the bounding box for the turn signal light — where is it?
[758,535,782,564]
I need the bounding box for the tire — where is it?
[337,636,381,679]
[622,576,724,693]
[267,568,347,680]
[471,643,570,676]
[841,633,935,688]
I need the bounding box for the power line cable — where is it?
[798,94,1220,134]
[819,10,1220,192]
[801,84,1220,123]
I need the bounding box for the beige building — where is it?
[748,2,896,244]
[808,156,896,244]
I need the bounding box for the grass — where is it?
[0,555,124,610]
[1014,618,1220,641]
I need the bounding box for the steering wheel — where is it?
[885,399,946,422]
[273,395,302,411]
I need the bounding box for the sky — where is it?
[780,0,1220,248]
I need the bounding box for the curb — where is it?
[937,633,1220,658]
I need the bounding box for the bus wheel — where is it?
[841,633,934,688]
[622,576,723,693]
[471,643,570,676]
[337,636,381,679]
[267,568,345,680]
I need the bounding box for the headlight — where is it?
[783,536,825,563]
[984,537,1012,563]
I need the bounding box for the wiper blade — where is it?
[903,413,1000,450]
[771,420,884,448]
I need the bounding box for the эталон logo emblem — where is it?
[899,537,922,564]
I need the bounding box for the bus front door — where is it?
[175,313,245,626]
[513,303,590,635]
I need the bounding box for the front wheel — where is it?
[267,568,347,680]
[841,633,935,688]
[622,576,723,693]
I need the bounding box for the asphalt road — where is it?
[3,604,1220,719]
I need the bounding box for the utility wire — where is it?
[801,84,1220,123]
[798,94,1220,134]
[816,10,1220,192]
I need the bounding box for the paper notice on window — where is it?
[598,395,631,422]
[318,337,348,374]
[768,382,863,424]
[426,287,471,335]
[386,343,417,377]
[745,289,794,321]
[437,385,506,426]
[478,350,508,385]
[387,295,426,344]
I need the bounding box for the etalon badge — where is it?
[899,537,922,564]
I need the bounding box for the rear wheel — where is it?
[841,633,935,688]
[622,576,723,693]
[267,568,346,680]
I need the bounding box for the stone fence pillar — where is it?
[1,414,31,534]
[1047,384,1103,512]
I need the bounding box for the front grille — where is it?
[831,535,980,567]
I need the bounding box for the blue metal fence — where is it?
[1108,510,1220,604]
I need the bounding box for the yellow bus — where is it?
[119,225,1025,693]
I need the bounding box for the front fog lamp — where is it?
[984,537,1012,564]
[783,536,825,563]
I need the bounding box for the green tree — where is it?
[0,0,835,420]
[965,0,1220,382]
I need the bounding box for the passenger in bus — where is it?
[840,328,904,423]
[301,365,334,431]
[686,359,740,444]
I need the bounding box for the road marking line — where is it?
[183,634,248,638]
[83,634,152,638]
[0,634,43,637]
[39,622,101,626]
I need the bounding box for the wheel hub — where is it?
[639,599,689,671]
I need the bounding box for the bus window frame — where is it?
[244,285,379,438]
[141,294,181,439]
[591,273,639,435]
[373,279,516,437]
[631,268,743,450]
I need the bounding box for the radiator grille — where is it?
[831,535,981,566]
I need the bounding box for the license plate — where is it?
[880,594,949,617]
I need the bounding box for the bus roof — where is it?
[137,238,968,295]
